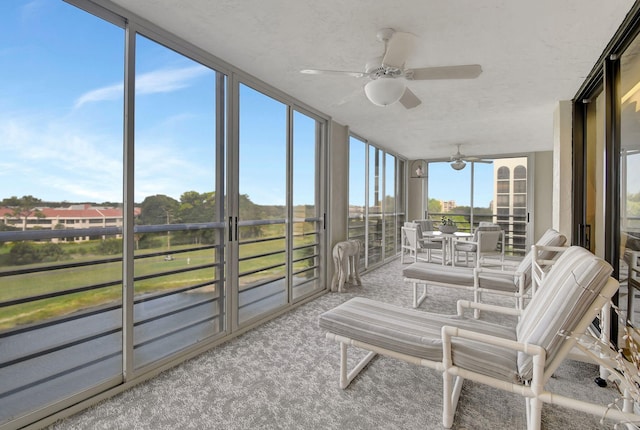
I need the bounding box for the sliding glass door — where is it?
[620,33,640,327]
[233,83,325,328]
[0,2,328,427]
[132,35,225,369]
[0,3,126,425]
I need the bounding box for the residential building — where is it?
[0,204,137,242]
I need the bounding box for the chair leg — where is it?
[339,342,376,389]
[413,282,427,308]
[442,372,464,428]
[526,397,542,430]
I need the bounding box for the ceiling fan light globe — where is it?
[451,160,466,170]
[364,77,406,106]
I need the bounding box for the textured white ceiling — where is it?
[108,0,635,160]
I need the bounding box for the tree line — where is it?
[1,193,315,266]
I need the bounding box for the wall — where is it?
[533,151,554,241]
[328,120,349,283]
[407,162,425,221]
[553,100,574,243]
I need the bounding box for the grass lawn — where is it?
[0,235,317,330]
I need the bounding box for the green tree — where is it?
[238,194,262,239]
[1,195,45,231]
[177,191,217,245]
[427,198,442,214]
[178,191,216,223]
[138,194,180,226]
[138,195,180,251]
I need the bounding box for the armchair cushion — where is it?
[477,270,520,292]
[403,262,475,287]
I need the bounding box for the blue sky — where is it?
[428,161,495,208]
[0,1,315,207]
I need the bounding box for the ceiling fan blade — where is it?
[300,69,366,78]
[462,156,493,163]
[408,64,482,80]
[382,32,417,70]
[398,87,421,109]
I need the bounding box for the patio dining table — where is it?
[423,230,473,266]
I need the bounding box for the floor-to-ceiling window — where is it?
[291,110,324,301]
[234,84,325,328]
[368,146,383,266]
[0,2,125,425]
[348,136,405,270]
[573,2,640,346]
[383,153,396,259]
[426,157,530,256]
[348,136,367,268]
[620,32,640,327]
[132,35,225,369]
[0,2,327,427]
[236,84,288,326]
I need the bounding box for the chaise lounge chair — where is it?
[318,246,622,429]
[403,228,567,310]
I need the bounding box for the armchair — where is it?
[451,223,504,268]
[400,222,442,264]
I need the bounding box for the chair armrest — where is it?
[532,245,568,266]
[475,266,521,276]
[442,325,544,356]
[532,245,568,293]
[451,237,476,246]
[474,267,524,283]
[456,300,523,317]
[441,326,546,387]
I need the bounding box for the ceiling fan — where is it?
[450,144,492,170]
[300,28,482,109]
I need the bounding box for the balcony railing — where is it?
[0,218,322,426]
[347,212,405,269]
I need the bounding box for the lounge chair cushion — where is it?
[319,297,519,382]
[402,263,475,287]
[515,246,612,380]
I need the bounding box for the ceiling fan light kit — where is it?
[364,77,406,106]
[300,28,482,109]
[448,144,491,170]
[450,159,467,170]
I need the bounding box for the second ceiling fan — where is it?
[449,144,492,170]
[301,28,482,109]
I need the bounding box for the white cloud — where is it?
[74,65,209,109]
[0,117,124,202]
[74,83,123,109]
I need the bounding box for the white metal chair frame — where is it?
[405,244,565,312]
[323,269,626,429]
[451,227,505,268]
[400,224,441,264]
